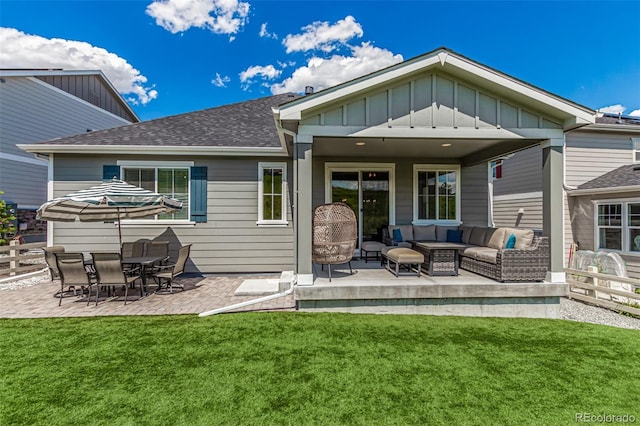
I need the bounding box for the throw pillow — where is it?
[392,228,403,243]
[447,229,463,243]
[505,233,516,249]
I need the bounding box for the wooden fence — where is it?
[565,267,640,317]
[0,240,48,277]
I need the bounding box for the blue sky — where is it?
[1,0,639,121]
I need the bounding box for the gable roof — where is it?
[275,47,595,129]
[20,93,301,156]
[0,69,140,123]
[568,164,640,196]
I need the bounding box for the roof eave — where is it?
[567,185,640,196]
[17,144,290,157]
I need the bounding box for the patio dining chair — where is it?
[55,252,94,306]
[146,241,170,265]
[43,246,65,281]
[121,239,149,258]
[91,252,142,305]
[152,244,191,293]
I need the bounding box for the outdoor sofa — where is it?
[382,224,549,282]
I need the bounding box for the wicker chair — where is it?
[43,246,65,281]
[312,202,357,282]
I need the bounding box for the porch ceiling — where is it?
[313,136,541,163]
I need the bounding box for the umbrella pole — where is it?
[117,207,123,249]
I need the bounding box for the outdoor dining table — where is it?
[83,255,164,297]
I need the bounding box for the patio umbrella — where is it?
[37,179,183,246]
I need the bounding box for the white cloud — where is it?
[239,64,281,82]
[283,15,363,54]
[259,23,277,39]
[211,72,230,87]
[628,109,640,117]
[597,104,626,114]
[270,42,403,94]
[146,0,250,35]
[0,27,157,105]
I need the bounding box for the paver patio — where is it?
[0,272,296,318]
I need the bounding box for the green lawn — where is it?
[1,313,638,425]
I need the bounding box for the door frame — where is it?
[324,162,396,245]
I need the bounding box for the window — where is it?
[122,166,190,220]
[633,138,640,163]
[414,165,459,223]
[491,160,503,180]
[597,203,622,250]
[258,162,287,225]
[596,200,640,253]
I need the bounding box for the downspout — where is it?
[199,274,296,317]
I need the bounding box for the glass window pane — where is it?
[263,195,273,220]
[628,203,640,227]
[630,228,640,252]
[272,169,283,195]
[273,195,282,220]
[599,228,622,250]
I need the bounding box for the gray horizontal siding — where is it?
[493,196,543,230]
[51,155,294,274]
[460,163,488,226]
[0,76,132,207]
[493,146,542,196]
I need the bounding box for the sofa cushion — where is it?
[487,227,508,250]
[502,228,535,250]
[447,229,463,243]
[458,225,474,244]
[461,246,492,259]
[468,227,487,246]
[413,224,436,241]
[475,247,499,264]
[436,225,459,242]
[389,225,414,242]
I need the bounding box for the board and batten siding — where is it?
[0,76,131,209]
[36,74,137,122]
[301,72,562,131]
[51,155,294,274]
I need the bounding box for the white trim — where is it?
[412,164,462,224]
[324,162,396,244]
[568,186,640,197]
[119,220,195,227]
[632,138,640,163]
[0,152,48,166]
[47,154,54,247]
[257,162,288,225]
[118,160,194,167]
[18,144,288,156]
[296,273,314,286]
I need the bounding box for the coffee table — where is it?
[408,241,466,276]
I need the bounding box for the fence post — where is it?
[587,265,598,298]
[9,239,19,276]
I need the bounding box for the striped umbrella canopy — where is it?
[37,179,183,245]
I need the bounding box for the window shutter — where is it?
[103,165,120,181]
[190,166,207,223]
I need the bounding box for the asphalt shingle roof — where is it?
[35,93,301,148]
[577,164,640,190]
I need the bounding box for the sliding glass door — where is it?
[328,165,393,247]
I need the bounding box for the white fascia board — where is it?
[574,124,640,134]
[277,55,442,120]
[567,185,640,197]
[17,144,289,157]
[298,124,563,140]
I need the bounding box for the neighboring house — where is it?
[492,114,640,278]
[0,69,139,237]
[19,47,596,284]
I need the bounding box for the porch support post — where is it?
[294,134,314,286]
[542,138,565,283]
